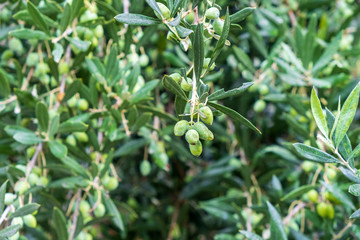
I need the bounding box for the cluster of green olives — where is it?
[174,105,214,156]
[249,83,270,113]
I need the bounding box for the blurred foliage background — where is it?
[1,0,360,239]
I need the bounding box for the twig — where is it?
[332,219,356,240]
[283,202,306,225]
[68,189,81,240]
[25,143,42,179]
[0,206,11,225]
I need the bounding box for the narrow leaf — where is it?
[9,203,40,219]
[102,191,125,231]
[310,88,329,138]
[0,181,7,213]
[267,201,287,240]
[36,102,49,132]
[114,13,161,26]
[27,1,50,35]
[52,207,68,240]
[162,75,188,101]
[0,225,21,238]
[193,23,204,82]
[293,143,340,163]
[230,7,256,23]
[281,184,318,201]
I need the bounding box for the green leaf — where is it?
[52,207,68,240]
[0,69,10,98]
[312,32,342,74]
[293,143,340,163]
[13,131,43,145]
[350,208,360,219]
[9,28,49,40]
[49,140,68,159]
[206,9,230,75]
[349,184,360,197]
[348,144,360,160]
[102,191,125,231]
[239,230,263,240]
[207,102,261,134]
[208,82,253,101]
[0,181,7,214]
[130,80,159,104]
[9,203,40,219]
[60,3,71,32]
[49,114,60,137]
[67,37,91,52]
[175,95,187,118]
[27,1,50,35]
[145,0,163,18]
[114,138,149,157]
[310,88,329,138]
[230,7,256,23]
[114,13,161,26]
[334,83,360,147]
[233,46,255,73]
[267,201,287,240]
[171,0,185,17]
[60,157,89,177]
[0,225,21,238]
[193,23,204,81]
[281,184,319,201]
[63,80,82,102]
[71,0,84,21]
[58,121,88,133]
[162,75,188,101]
[321,181,355,210]
[52,43,64,63]
[36,102,49,132]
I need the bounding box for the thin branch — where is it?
[25,143,42,179]
[68,189,81,240]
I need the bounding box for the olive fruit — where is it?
[74,132,89,143]
[77,99,89,111]
[1,49,13,61]
[139,54,149,67]
[203,58,215,70]
[170,73,182,84]
[8,232,19,240]
[27,146,36,158]
[80,200,91,216]
[213,19,224,34]
[307,189,318,203]
[185,11,194,24]
[185,129,200,145]
[9,38,24,54]
[66,135,77,146]
[316,202,334,219]
[140,160,151,176]
[4,193,16,205]
[26,53,39,67]
[94,203,106,218]
[258,84,269,95]
[174,120,189,136]
[253,99,266,113]
[59,62,70,74]
[155,2,171,20]
[181,78,193,92]
[189,141,202,156]
[67,96,77,108]
[103,175,118,191]
[11,217,24,228]
[326,168,337,181]
[194,122,214,141]
[28,173,39,186]
[324,192,341,204]
[23,214,37,228]
[1,8,11,22]
[35,62,50,76]
[301,161,314,173]
[199,106,213,125]
[37,176,49,187]
[15,180,29,195]
[205,7,220,20]
[94,25,104,38]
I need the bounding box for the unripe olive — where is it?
[1,49,13,61]
[205,7,220,20]
[193,122,214,141]
[27,146,36,158]
[327,203,335,219]
[35,62,50,76]
[199,106,213,125]
[139,54,149,67]
[316,202,328,218]
[307,189,318,203]
[23,214,37,228]
[174,120,189,136]
[326,168,337,181]
[253,99,266,113]
[94,25,104,38]
[77,99,89,111]
[324,192,341,204]
[189,141,202,156]
[26,53,39,67]
[40,74,50,85]
[103,175,118,191]
[11,217,23,228]
[91,36,98,47]
[8,232,19,240]
[4,193,16,205]
[185,11,194,24]
[80,200,91,216]
[9,38,24,54]
[258,84,269,95]
[59,62,70,75]
[1,8,11,22]
[14,180,29,195]
[213,19,224,34]
[32,166,42,175]
[170,73,182,84]
[37,176,48,187]
[185,129,200,145]
[66,135,77,146]
[28,173,39,186]
[94,203,106,218]
[155,2,171,20]
[302,161,315,172]
[140,160,151,176]
[74,132,88,143]
[67,96,77,108]
[181,78,193,92]
[28,38,38,47]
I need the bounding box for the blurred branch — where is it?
[68,189,81,240]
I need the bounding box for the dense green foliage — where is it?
[1,0,360,239]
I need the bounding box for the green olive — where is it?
[189,141,202,156]
[80,200,91,216]
[9,38,24,54]
[205,7,220,20]
[185,11,195,24]
[185,129,200,145]
[4,193,16,205]
[154,2,171,20]
[77,99,89,111]
[66,135,77,146]
[181,78,193,92]
[23,214,37,228]
[140,160,151,176]
[213,19,224,34]
[59,62,70,75]
[174,120,189,136]
[15,180,29,195]
[26,53,39,67]
[307,189,318,203]
[74,132,89,143]
[94,203,106,218]
[301,161,315,173]
[253,99,266,113]
[193,122,214,141]
[199,106,213,125]
[169,73,182,84]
